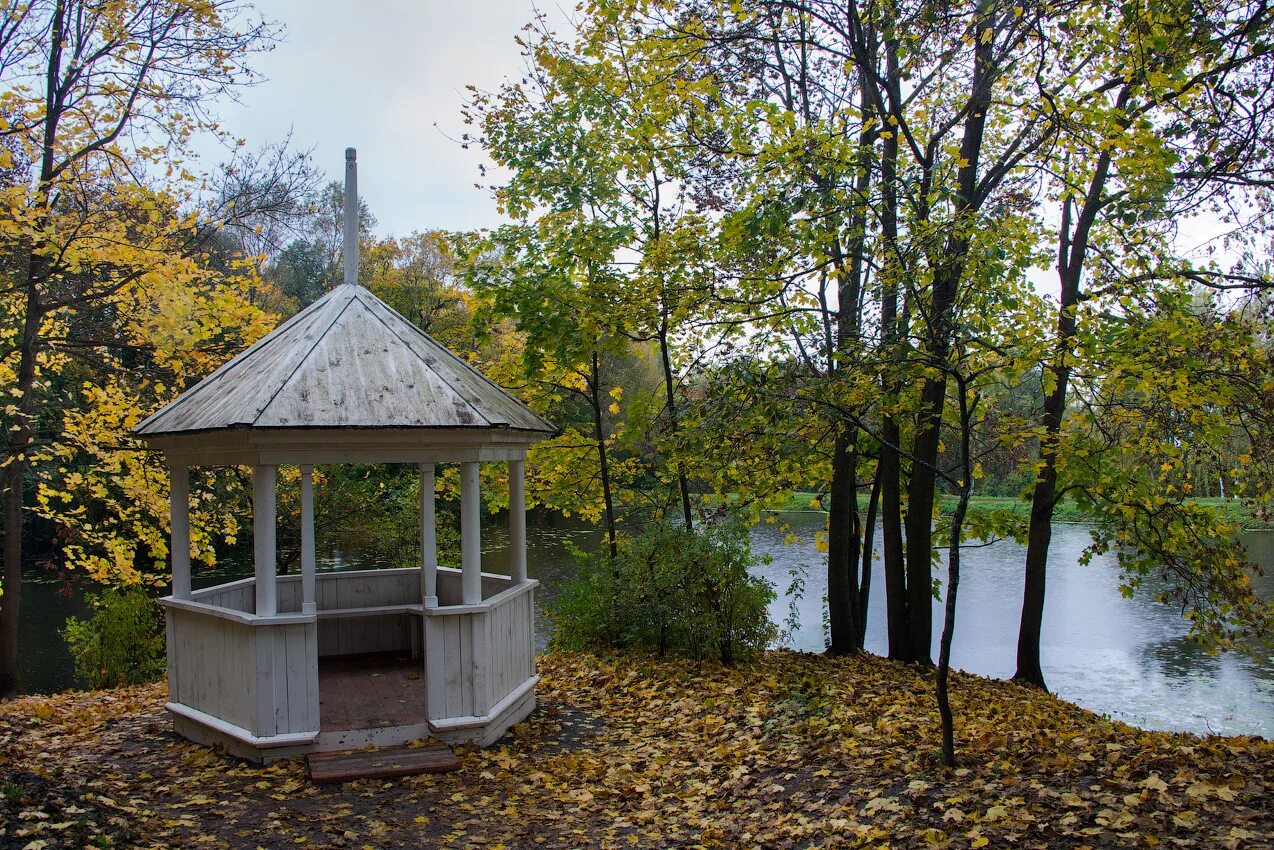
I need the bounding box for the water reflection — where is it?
[17,510,1272,737]
[16,577,91,695]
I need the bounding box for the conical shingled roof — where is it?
[134,283,554,437]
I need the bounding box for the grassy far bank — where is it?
[2,651,1270,849]
[770,492,1274,530]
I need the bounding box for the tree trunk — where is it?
[938,371,978,767]
[1016,141,1115,689]
[0,272,44,698]
[647,161,692,534]
[590,350,618,561]
[0,459,25,699]
[879,425,908,658]
[825,75,874,655]
[901,10,995,666]
[826,431,861,653]
[857,463,881,648]
[937,473,970,768]
[0,0,65,701]
[657,318,693,532]
[938,374,976,768]
[1016,453,1057,689]
[903,374,944,665]
[876,35,909,661]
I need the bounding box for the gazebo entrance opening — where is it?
[296,461,528,744]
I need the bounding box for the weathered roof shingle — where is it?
[134,284,553,437]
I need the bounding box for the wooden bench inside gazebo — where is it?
[134,150,554,765]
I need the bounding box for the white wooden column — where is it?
[420,463,438,606]
[460,461,482,605]
[253,464,278,616]
[509,458,527,584]
[169,462,191,600]
[300,464,316,615]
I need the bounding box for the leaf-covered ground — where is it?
[1,651,1270,849]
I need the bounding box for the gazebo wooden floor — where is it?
[318,654,428,732]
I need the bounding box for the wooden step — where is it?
[307,742,460,783]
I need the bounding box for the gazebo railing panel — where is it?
[432,612,480,718]
[483,582,536,712]
[434,566,514,606]
[167,605,258,731]
[315,567,421,610]
[318,612,417,658]
[162,599,319,742]
[260,619,320,737]
[311,568,423,658]
[190,577,255,613]
[425,580,537,729]
[277,575,302,613]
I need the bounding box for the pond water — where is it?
[17,512,1273,738]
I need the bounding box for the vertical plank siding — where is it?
[425,614,448,721]
[250,619,320,738]
[191,579,255,613]
[167,571,534,749]
[165,607,261,732]
[277,576,302,613]
[458,615,475,716]
[481,572,514,598]
[483,587,535,711]
[317,613,415,657]
[165,605,319,739]
[312,569,421,658]
[434,566,513,607]
[423,583,536,726]
[436,569,461,606]
[320,568,420,608]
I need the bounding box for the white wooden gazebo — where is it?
[134,150,553,763]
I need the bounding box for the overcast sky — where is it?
[210,0,570,237]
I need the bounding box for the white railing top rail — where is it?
[168,568,532,625]
[160,595,314,627]
[423,578,538,617]
[189,565,515,595]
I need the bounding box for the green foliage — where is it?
[272,464,462,573]
[550,520,777,664]
[61,587,165,689]
[266,180,377,311]
[1064,290,1274,650]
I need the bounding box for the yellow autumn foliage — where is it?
[30,255,276,586]
[1,650,1269,847]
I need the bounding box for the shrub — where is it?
[550,520,776,664]
[62,586,166,689]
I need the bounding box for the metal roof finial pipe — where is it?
[344,147,359,287]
